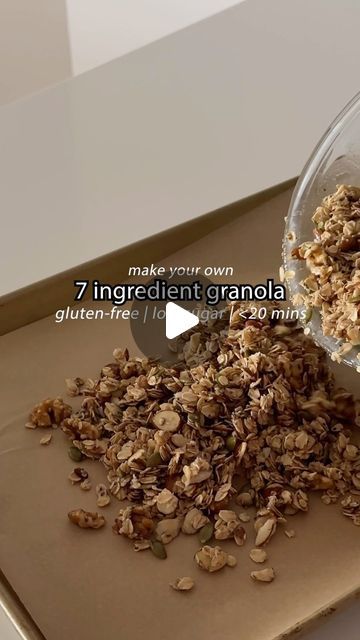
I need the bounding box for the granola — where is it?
[292,185,360,349]
[27,302,360,583]
[195,545,229,572]
[182,508,209,534]
[214,509,241,540]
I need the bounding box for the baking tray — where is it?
[1,181,360,640]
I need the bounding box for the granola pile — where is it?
[27,303,360,583]
[292,184,360,355]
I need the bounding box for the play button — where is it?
[165,302,199,339]
[129,271,226,362]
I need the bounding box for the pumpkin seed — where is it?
[225,435,236,451]
[68,445,83,462]
[150,539,167,560]
[147,451,163,467]
[198,522,214,544]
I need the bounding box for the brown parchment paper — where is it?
[1,188,360,640]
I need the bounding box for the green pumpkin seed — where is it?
[226,435,236,451]
[350,295,360,303]
[198,522,214,545]
[304,307,312,323]
[68,445,83,463]
[147,451,163,467]
[150,539,167,559]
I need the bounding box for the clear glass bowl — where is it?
[283,91,360,371]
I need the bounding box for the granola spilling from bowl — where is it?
[27,303,360,582]
[292,184,360,352]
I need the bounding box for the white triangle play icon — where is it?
[165,302,199,339]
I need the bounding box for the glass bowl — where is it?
[283,91,360,371]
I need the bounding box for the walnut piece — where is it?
[29,397,71,428]
[68,509,105,529]
[113,506,155,540]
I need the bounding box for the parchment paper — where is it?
[1,189,360,640]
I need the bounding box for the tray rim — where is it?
[0,570,46,640]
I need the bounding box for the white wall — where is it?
[65,0,244,75]
[2,0,360,296]
[0,0,243,106]
[0,0,71,105]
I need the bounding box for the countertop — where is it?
[2,0,360,296]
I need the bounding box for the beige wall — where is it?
[0,0,243,104]
[65,0,242,75]
[0,0,71,105]
[2,0,360,297]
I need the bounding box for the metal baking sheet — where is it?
[1,186,360,640]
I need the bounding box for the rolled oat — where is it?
[250,567,275,583]
[170,577,195,591]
